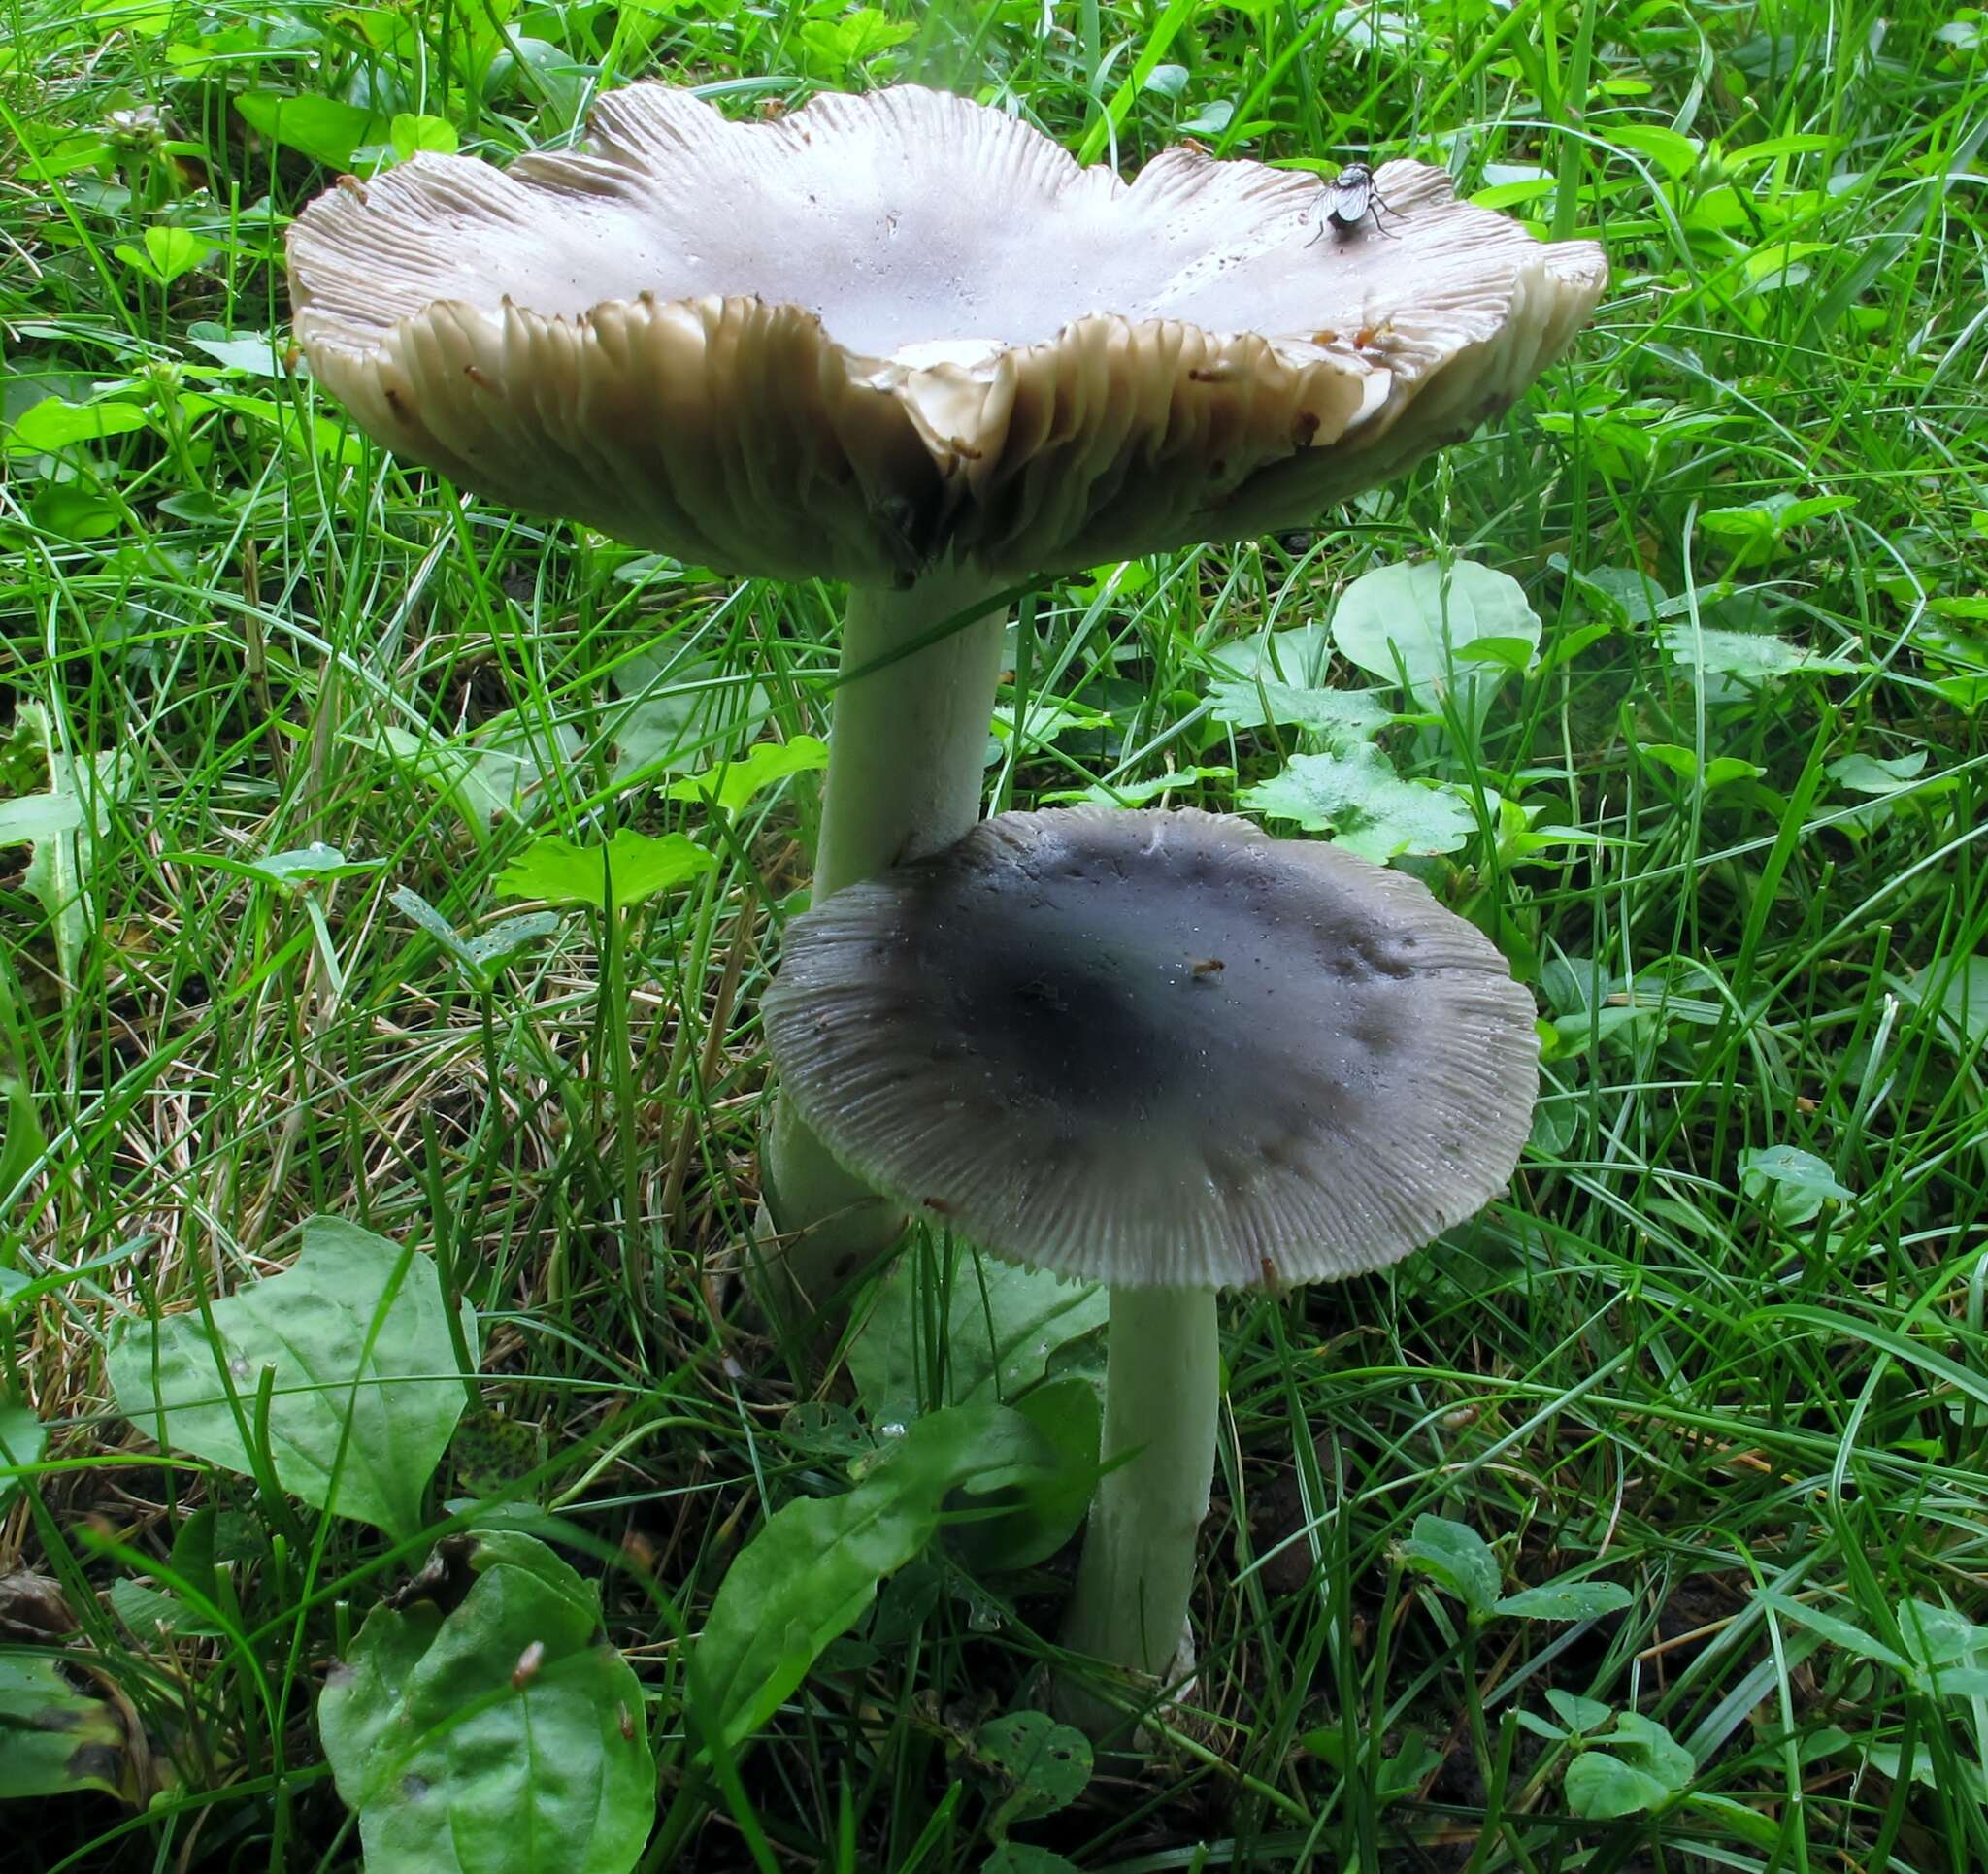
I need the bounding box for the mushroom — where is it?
[286,84,1602,1299]
[760,805,1539,1735]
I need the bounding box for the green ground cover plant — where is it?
[3,1,1986,1868]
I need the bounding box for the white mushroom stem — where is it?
[1058,1285,1220,1736]
[813,568,1010,899]
[758,567,1010,1305]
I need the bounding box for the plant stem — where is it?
[1057,1284,1220,1738]
[758,567,1009,1308]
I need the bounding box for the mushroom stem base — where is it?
[1056,1285,1219,1741]
[758,568,1011,1311]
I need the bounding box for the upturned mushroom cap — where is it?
[762,807,1538,1289]
[288,85,1607,584]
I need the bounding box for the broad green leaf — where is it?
[1546,1690,1613,1734]
[1661,626,1859,680]
[0,1074,50,1220]
[5,395,150,452]
[0,1402,46,1509]
[29,483,121,541]
[370,720,572,840]
[1609,1712,1695,1791]
[1456,634,1538,672]
[1563,563,1680,627]
[1609,123,1702,177]
[1636,742,1765,789]
[976,1710,1092,1834]
[608,651,771,783]
[983,1851,1081,1874]
[947,1375,1101,1573]
[1865,1735,1988,1803]
[1044,765,1236,806]
[107,1216,477,1541]
[691,1403,1050,1750]
[1242,746,1474,861]
[319,1531,653,1874]
[0,794,83,847]
[1741,241,1834,293]
[1828,750,1932,794]
[1401,1515,1501,1616]
[1739,1145,1853,1227]
[1373,1729,1445,1801]
[1299,1724,1441,1801]
[1207,676,1391,743]
[1331,559,1541,699]
[1896,1599,1988,1670]
[1684,1792,1782,1849]
[494,829,714,910]
[779,1401,874,1462]
[3,702,98,982]
[1207,621,1333,685]
[989,695,1117,748]
[392,884,474,956]
[391,887,559,987]
[244,843,383,891]
[1698,505,1783,547]
[109,1578,224,1640]
[799,6,915,74]
[1537,619,1616,674]
[157,489,237,526]
[663,735,829,818]
[1564,1751,1673,1819]
[462,915,562,978]
[184,321,287,378]
[1895,954,1988,1055]
[847,1244,1108,1420]
[235,91,386,168]
[390,113,459,159]
[1755,1589,1909,1671]
[1703,493,1856,542]
[0,1657,135,1801]
[1495,1578,1634,1621]
[139,225,214,282]
[198,390,367,466]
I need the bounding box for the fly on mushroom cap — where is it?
[761,805,1538,1291]
[286,84,1606,583]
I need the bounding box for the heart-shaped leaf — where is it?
[319,1531,653,1874]
[662,735,829,818]
[1242,746,1474,861]
[1332,559,1541,698]
[976,1708,1092,1835]
[495,829,714,910]
[108,1217,476,1541]
[1401,1515,1500,1617]
[691,1403,1054,1751]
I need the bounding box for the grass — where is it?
[4,0,1987,1868]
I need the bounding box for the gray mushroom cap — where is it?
[762,807,1539,1289]
[287,84,1607,584]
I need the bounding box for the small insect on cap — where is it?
[762,808,1540,1290]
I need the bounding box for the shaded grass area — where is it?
[4,1,1987,1868]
